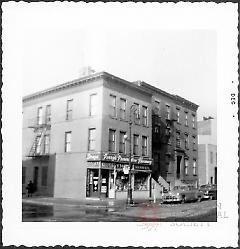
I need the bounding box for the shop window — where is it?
[109,95,117,118]
[41,166,48,186]
[108,129,116,152]
[22,167,26,184]
[65,131,72,152]
[119,131,126,154]
[88,128,96,151]
[142,136,148,156]
[66,99,73,120]
[89,94,97,116]
[133,134,139,155]
[45,105,51,124]
[142,106,148,126]
[44,135,50,154]
[115,171,129,191]
[134,172,149,191]
[120,98,126,120]
[37,106,43,125]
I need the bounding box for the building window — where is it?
[210,151,213,164]
[192,114,196,128]
[37,106,43,125]
[44,135,50,154]
[120,98,126,120]
[184,159,188,175]
[142,106,148,126]
[142,136,148,156]
[22,167,26,184]
[45,105,51,124]
[176,109,180,123]
[134,103,140,124]
[185,112,188,126]
[192,136,196,150]
[88,128,96,151]
[89,94,97,116]
[176,131,181,148]
[41,166,48,186]
[154,100,160,116]
[166,105,171,119]
[66,99,73,120]
[36,135,41,154]
[193,159,197,175]
[65,131,72,152]
[109,129,116,152]
[184,134,189,149]
[109,95,117,118]
[119,131,126,154]
[133,134,139,155]
[154,125,160,134]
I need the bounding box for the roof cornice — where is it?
[22,72,104,103]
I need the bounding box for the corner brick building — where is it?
[22,71,199,199]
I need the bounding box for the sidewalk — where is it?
[22,196,161,209]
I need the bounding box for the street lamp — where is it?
[124,104,139,205]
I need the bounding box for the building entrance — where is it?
[176,156,182,179]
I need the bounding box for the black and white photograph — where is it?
[2,2,238,247]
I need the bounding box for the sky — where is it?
[11,3,217,121]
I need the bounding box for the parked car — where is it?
[162,185,203,203]
[199,184,217,200]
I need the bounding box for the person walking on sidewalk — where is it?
[26,180,34,197]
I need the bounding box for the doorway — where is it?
[176,156,182,179]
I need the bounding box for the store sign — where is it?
[138,157,153,165]
[134,165,151,171]
[86,152,152,165]
[86,152,101,161]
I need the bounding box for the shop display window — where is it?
[115,171,129,191]
[134,172,149,191]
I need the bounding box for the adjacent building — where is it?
[22,70,199,199]
[198,117,217,186]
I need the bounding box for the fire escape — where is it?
[152,107,177,189]
[27,113,51,157]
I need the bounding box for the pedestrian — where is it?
[26,180,34,197]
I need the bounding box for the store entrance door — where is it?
[108,170,116,199]
[89,169,99,198]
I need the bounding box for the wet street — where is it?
[22,199,217,222]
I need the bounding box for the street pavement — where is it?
[22,197,217,222]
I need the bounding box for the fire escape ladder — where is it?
[28,126,47,157]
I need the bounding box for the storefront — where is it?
[86,152,152,199]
